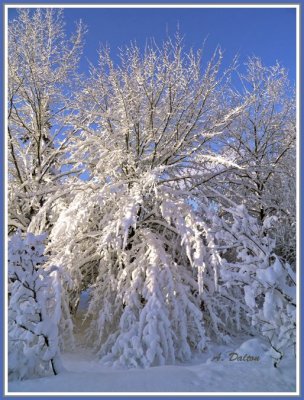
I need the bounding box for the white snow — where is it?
[8,338,296,394]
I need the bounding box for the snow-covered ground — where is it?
[8,337,296,394]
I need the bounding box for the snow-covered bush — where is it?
[246,252,296,367]
[8,232,64,380]
[203,204,296,366]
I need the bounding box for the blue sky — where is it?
[8,7,296,84]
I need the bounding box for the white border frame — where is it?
[4,3,300,397]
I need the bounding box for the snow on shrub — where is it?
[8,231,64,380]
[205,204,296,366]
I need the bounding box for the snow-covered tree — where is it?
[216,57,296,264]
[47,37,252,367]
[8,232,64,380]
[8,9,85,235]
